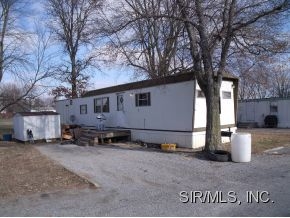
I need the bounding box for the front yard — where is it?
[1,117,290,199]
[0,142,93,198]
[237,128,290,153]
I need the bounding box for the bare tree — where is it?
[0,83,23,113]
[270,59,290,98]
[232,54,290,99]
[46,0,103,98]
[0,83,54,113]
[108,0,289,152]
[173,0,289,152]
[231,55,271,99]
[0,0,28,83]
[0,26,56,113]
[50,74,89,99]
[104,0,192,79]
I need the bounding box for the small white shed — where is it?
[13,111,61,142]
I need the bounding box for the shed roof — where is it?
[83,72,238,98]
[15,111,59,116]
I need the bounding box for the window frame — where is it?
[135,92,151,107]
[80,104,87,114]
[222,91,232,99]
[270,105,278,113]
[94,97,110,113]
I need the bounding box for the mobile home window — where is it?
[80,104,87,114]
[222,91,232,99]
[135,92,151,107]
[94,97,110,113]
[270,105,278,113]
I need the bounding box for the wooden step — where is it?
[81,132,99,139]
[77,128,131,146]
[77,139,89,146]
[78,136,98,146]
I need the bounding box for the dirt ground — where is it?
[0,142,94,199]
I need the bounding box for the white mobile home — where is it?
[56,73,238,148]
[238,98,290,128]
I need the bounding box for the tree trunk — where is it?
[71,56,77,98]
[0,4,10,83]
[203,80,221,152]
[0,41,4,82]
[71,71,77,98]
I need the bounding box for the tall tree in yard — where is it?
[46,0,102,98]
[174,0,289,152]
[0,1,56,113]
[0,0,27,83]
[0,26,57,113]
[104,0,192,79]
[108,0,289,152]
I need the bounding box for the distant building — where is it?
[30,107,56,112]
[238,98,290,128]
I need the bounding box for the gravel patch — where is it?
[1,143,289,216]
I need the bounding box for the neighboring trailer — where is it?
[56,73,238,148]
[13,111,61,142]
[238,98,290,128]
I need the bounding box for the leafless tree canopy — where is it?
[0,25,56,113]
[46,0,103,98]
[103,0,192,79]
[0,1,57,112]
[0,0,28,83]
[232,55,290,100]
[105,0,290,151]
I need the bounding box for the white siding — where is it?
[194,80,236,128]
[57,81,195,131]
[193,127,237,148]
[278,100,290,127]
[238,99,290,128]
[131,130,195,149]
[238,101,269,127]
[220,81,236,125]
[13,114,61,141]
[13,115,24,141]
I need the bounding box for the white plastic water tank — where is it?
[231,133,251,162]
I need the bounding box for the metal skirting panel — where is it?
[131,130,194,149]
[130,127,237,149]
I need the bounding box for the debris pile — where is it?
[61,124,81,142]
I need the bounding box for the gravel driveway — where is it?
[1,143,289,216]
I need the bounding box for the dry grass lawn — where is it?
[223,128,290,153]
[246,129,290,153]
[0,142,93,199]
